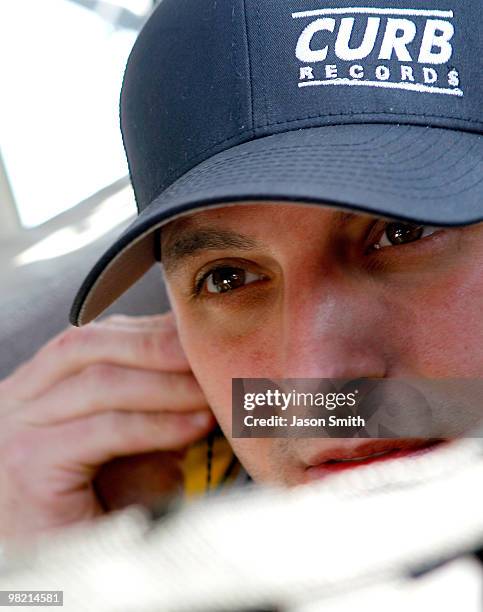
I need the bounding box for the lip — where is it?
[304,439,445,482]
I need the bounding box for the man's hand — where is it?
[0,312,215,540]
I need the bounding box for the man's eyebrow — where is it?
[161,227,260,273]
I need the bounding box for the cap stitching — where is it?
[232,0,244,139]
[164,163,483,201]
[181,133,477,185]
[255,110,483,131]
[158,133,481,197]
[162,128,477,193]
[255,1,269,127]
[152,113,481,207]
[241,0,255,134]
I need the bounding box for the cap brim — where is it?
[70,124,483,326]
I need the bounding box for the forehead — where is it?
[158,202,374,275]
[161,201,360,240]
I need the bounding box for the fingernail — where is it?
[189,412,212,427]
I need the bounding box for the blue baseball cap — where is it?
[70,0,482,326]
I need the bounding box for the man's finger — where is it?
[9,312,191,400]
[22,366,209,425]
[28,409,216,470]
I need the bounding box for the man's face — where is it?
[160,203,483,485]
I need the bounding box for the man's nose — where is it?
[278,281,389,379]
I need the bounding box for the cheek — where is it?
[174,314,301,484]
[393,264,483,376]
[174,315,277,431]
[228,439,277,483]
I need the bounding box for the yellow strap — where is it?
[181,435,239,500]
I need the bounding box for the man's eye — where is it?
[375,222,440,249]
[204,267,264,294]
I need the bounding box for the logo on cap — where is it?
[293,7,463,97]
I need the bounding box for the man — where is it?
[0,0,481,539]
